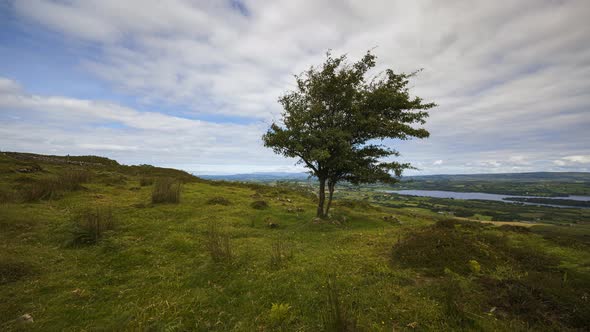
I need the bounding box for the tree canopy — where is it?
[263,51,436,218]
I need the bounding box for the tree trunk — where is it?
[317,177,326,218]
[325,180,335,217]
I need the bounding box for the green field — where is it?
[1,153,589,331]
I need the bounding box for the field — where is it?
[1,153,589,331]
[393,173,590,197]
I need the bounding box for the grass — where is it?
[151,177,181,204]
[68,206,116,246]
[321,275,358,331]
[1,152,589,331]
[17,169,91,202]
[139,176,154,186]
[204,222,233,263]
[206,196,232,205]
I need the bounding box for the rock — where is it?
[312,217,321,224]
[17,314,34,324]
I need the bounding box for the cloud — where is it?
[433,160,443,165]
[0,76,296,173]
[553,155,590,167]
[4,0,590,174]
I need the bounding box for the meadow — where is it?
[1,152,589,331]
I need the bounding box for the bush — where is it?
[205,223,232,263]
[69,207,115,246]
[251,200,269,210]
[151,178,181,204]
[435,219,457,229]
[206,196,231,206]
[139,176,154,186]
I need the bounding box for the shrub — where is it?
[499,224,531,233]
[206,196,231,206]
[69,207,115,246]
[435,219,457,228]
[151,178,181,204]
[139,176,154,186]
[205,223,232,263]
[251,200,269,210]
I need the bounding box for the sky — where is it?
[0,0,589,175]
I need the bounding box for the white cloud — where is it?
[0,76,298,173]
[433,160,443,165]
[4,0,590,174]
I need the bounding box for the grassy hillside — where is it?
[1,153,589,331]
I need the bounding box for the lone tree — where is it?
[263,51,436,218]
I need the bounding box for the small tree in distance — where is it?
[263,51,436,218]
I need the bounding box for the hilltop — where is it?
[1,152,589,331]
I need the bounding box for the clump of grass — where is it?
[321,275,358,332]
[269,238,293,269]
[205,223,232,263]
[69,207,115,246]
[19,169,91,202]
[268,303,293,329]
[59,169,92,190]
[0,190,14,204]
[139,176,154,186]
[206,196,232,206]
[251,200,269,210]
[151,178,181,204]
[392,225,503,276]
[440,268,476,327]
[0,259,37,285]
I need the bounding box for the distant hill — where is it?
[403,172,590,183]
[394,172,590,197]
[197,171,590,184]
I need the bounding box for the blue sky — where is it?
[1,0,589,175]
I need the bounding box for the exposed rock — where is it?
[17,313,33,324]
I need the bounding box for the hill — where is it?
[1,152,589,331]
[198,172,310,182]
[395,172,590,197]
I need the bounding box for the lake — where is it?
[385,190,590,208]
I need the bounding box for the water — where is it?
[384,190,590,208]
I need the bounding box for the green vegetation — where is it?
[504,197,590,207]
[151,178,182,204]
[263,50,435,218]
[335,187,590,225]
[1,152,589,331]
[393,172,590,197]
